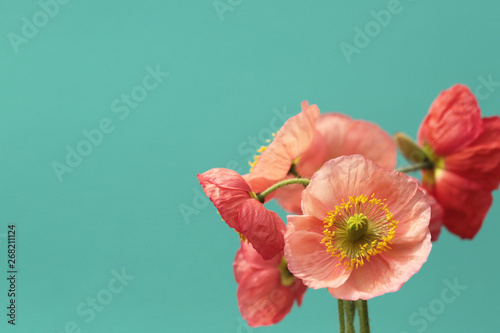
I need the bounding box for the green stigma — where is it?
[346,213,369,242]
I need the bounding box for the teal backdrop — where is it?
[1,1,499,332]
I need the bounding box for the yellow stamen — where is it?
[248,133,276,172]
[320,194,399,270]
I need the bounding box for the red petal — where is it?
[197,168,251,228]
[434,172,493,239]
[238,200,286,260]
[445,116,500,191]
[418,84,483,156]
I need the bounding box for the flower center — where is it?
[321,194,398,269]
[277,256,295,287]
[346,213,369,242]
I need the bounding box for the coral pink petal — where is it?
[279,102,320,159]
[341,120,397,169]
[301,155,381,221]
[329,234,431,300]
[197,168,251,228]
[247,141,293,191]
[285,215,351,289]
[233,242,282,283]
[363,169,431,244]
[418,84,483,156]
[315,113,353,158]
[445,116,500,191]
[248,102,319,188]
[434,172,493,239]
[237,269,294,327]
[238,200,286,260]
[296,130,330,177]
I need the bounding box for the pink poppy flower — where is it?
[276,110,397,214]
[197,168,285,260]
[417,84,500,239]
[233,241,307,327]
[246,101,320,194]
[284,155,431,300]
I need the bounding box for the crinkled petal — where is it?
[197,168,251,228]
[285,215,351,289]
[445,116,500,191]
[418,84,483,156]
[301,155,380,221]
[238,200,286,260]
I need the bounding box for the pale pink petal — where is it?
[280,102,320,159]
[418,84,483,156]
[301,155,381,221]
[341,120,397,169]
[363,169,430,244]
[238,200,286,260]
[247,142,293,193]
[329,233,431,300]
[285,215,351,289]
[248,102,319,189]
[315,113,354,158]
[296,130,330,177]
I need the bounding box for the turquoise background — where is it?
[1,0,499,332]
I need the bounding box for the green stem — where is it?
[338,299,345,333]
[355,300,370,333]
[396,161,433,173]
[344,300,356,333]
[257,178,310,202]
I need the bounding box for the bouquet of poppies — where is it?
[197,84,500,332]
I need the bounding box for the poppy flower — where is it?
[417,84,500,239]
[246,101,319,194]
[284,155,431,300]
[197,168,285,259]
[233,241,307,327]
[276,111,397,214]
